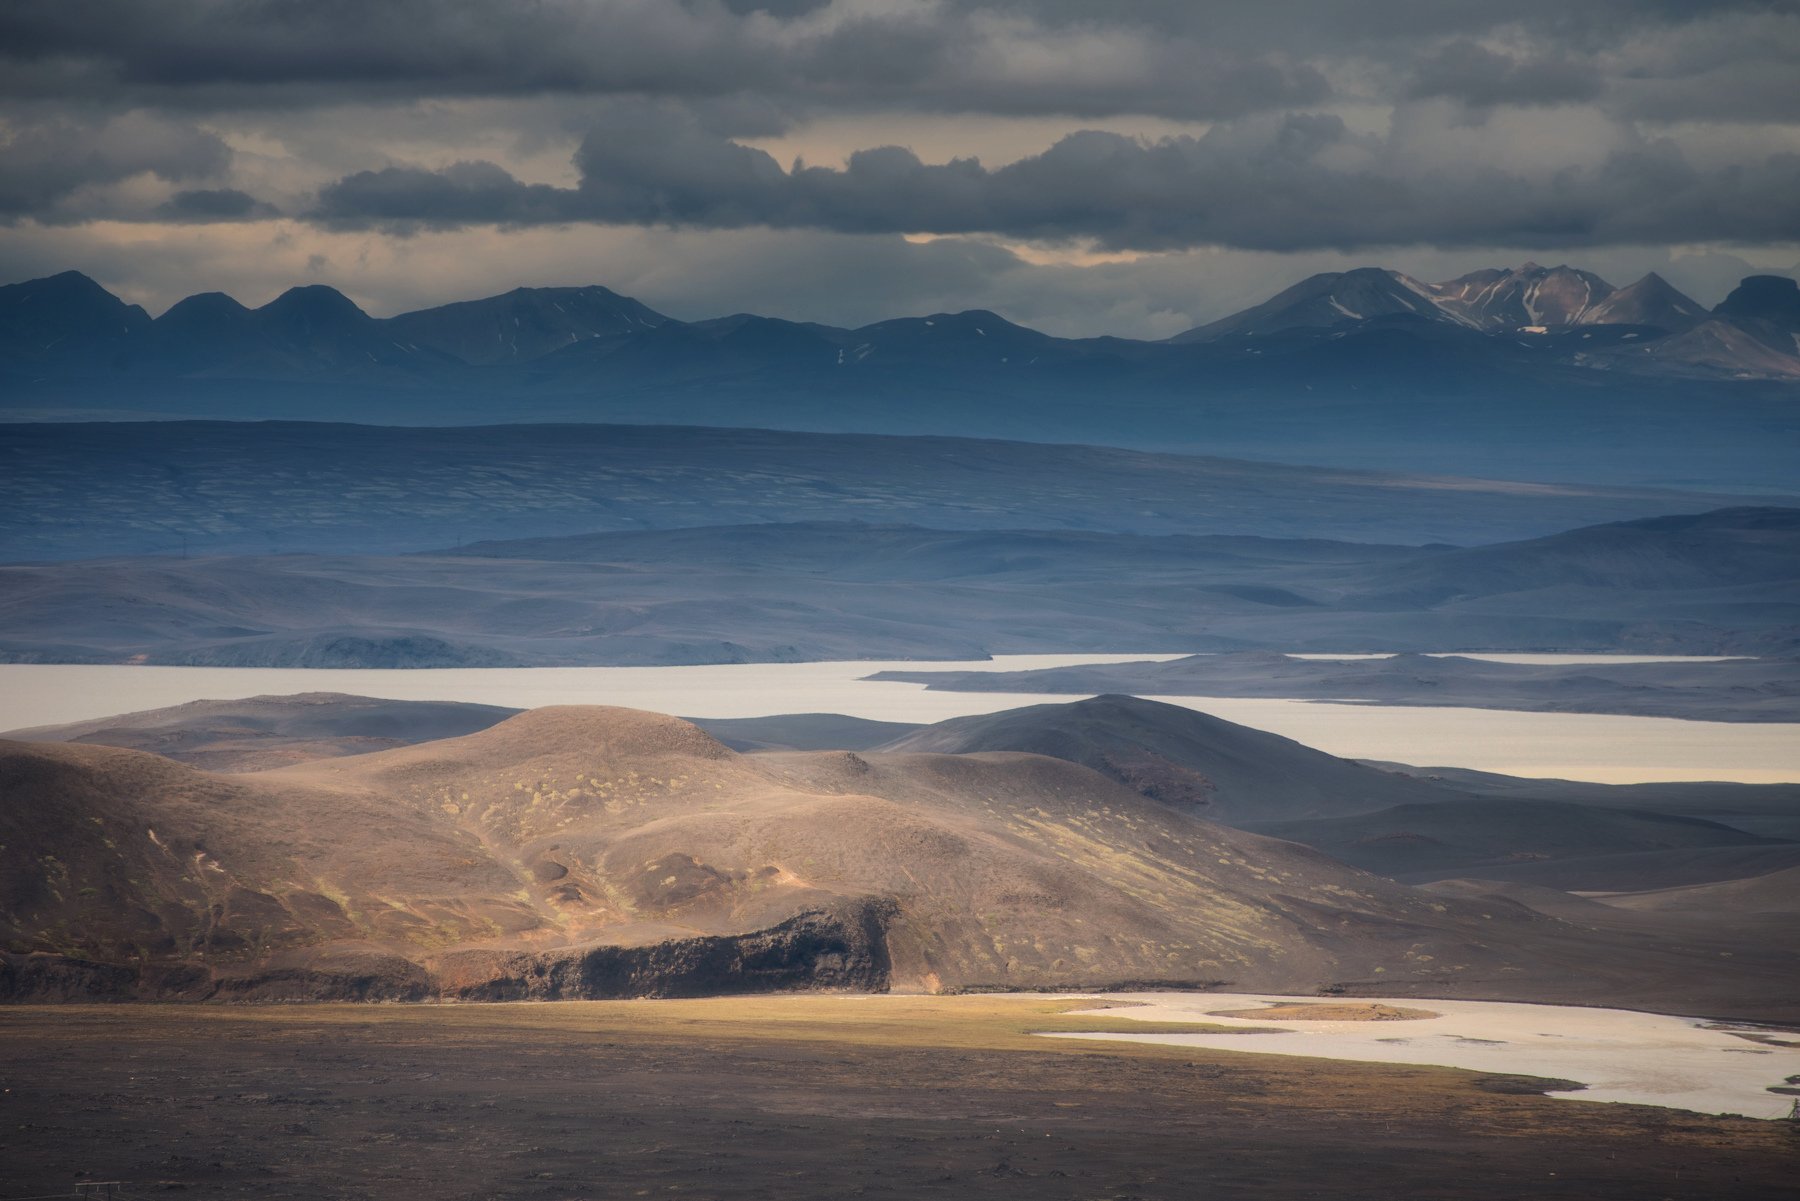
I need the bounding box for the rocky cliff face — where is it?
[434,900,896,1002]
[1,901,894,1002]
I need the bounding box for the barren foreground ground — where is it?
[3,997,1795,1200]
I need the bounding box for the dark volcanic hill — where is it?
[875,694,1462,823]
[688,713,923,753]
[1360,764,1800,843]
[1597,865,1800,916]
[1407,845,1800,893]
[1248,800,1780,881]
[1713,274,1800,353]
[6,692,912,767]
[868,696,1799,891]
[741,697,1800,878]
[872,651,1800,723]
[4,704,1794,1018]
[7,692,520,772]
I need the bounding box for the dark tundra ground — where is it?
[2,997,1795,1201]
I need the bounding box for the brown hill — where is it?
[1248,799,1778,882]
[7,691,520,772]
[1596,865,1800,917]
[4,705,1793,1018]
[874,693,1462,822]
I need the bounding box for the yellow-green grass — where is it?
[5,994,1795,1150]
[2,994,1261,1053]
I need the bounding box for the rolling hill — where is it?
[5,704,1794,1019]
[1595,865,1800,916]
[874,694,1463,823]
[22,692,1795,892]
[868,695,1799,890]
[1397,845,1800,893]
[5,692,520,772]
[9,695,918,767]
[9,422,1777,564]
[1246,800,1779,881]
[5,506,1795,668]
[870,650,1800,723]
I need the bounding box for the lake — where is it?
[2,654,1796,784]
[1042,992,1800,1119]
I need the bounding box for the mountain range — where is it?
[9,262,1796,380]
[5,264,1799,490]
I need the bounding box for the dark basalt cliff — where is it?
[0,901,896,1003]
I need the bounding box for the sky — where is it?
[2,0,1799,337]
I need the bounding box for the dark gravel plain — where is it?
[2,998,1794,1201]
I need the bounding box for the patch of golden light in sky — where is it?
[901,232,1146,267]
[744,113,1213,170]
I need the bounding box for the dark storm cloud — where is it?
[314,108,1800,252]
[718,0,833,16]
[0,112,231,220]
[1,1,1793,128]
[1604,12,1800,124]
[2,0,1797,268]
[951,1,1788,44]
[14,1,1790,126]
[156,188,281,222]
[0,0,1326,121]
[1405,43,1601,109]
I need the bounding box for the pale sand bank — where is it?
[3,655,1797,782]
[1044,992,1800,1118]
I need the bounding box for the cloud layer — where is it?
[310,105,1800,251]
[2,0,1798,329]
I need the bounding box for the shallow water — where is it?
[2,654,1796,783]
[1285,652,1752,665]
[1043,992,1800,1118]
[0,655,1179,730]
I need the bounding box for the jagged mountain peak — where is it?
[863,308,1035,334]
[1576,272,1705,331]
[1169,266,1453,342]
[258,284,372,328]
[0,269,151,361]
[156,291,251,326]
[0,269,147,320]
[1429,263,1615,330]
[8,263,1800,389]
[384,282,670,365]
[1716,274,1800,327]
